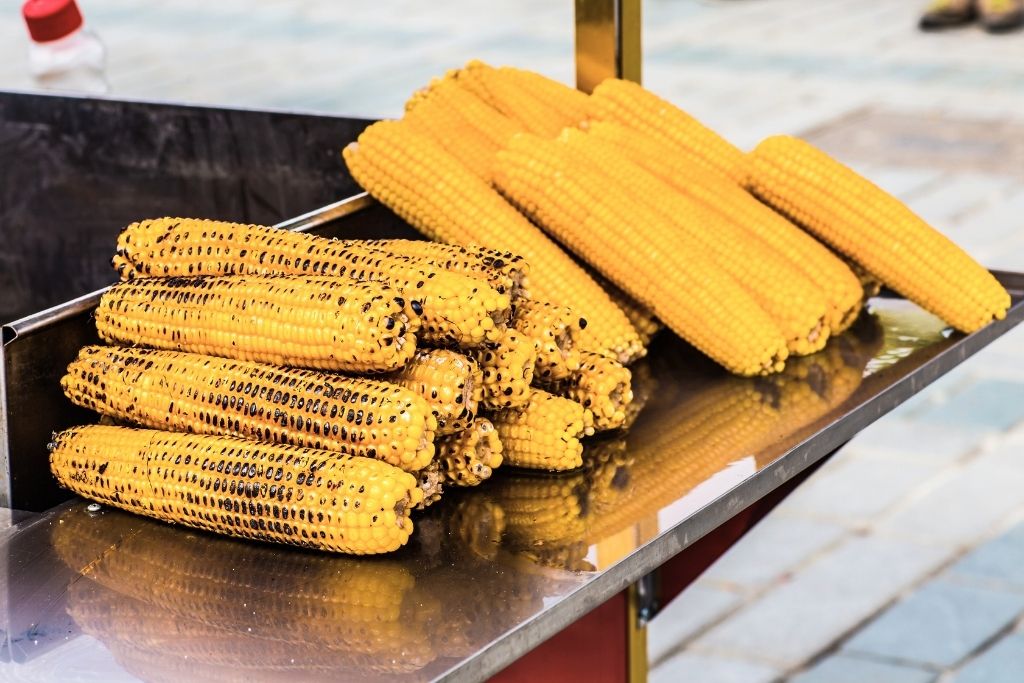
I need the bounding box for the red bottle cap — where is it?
[22,0,84,42]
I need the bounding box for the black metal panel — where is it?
[0,91,375,322]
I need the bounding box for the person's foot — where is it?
[919,0,976,30]
[978,0,1024,32]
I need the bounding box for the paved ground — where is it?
[3,0,1024,681]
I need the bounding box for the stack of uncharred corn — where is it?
[344,59,1009,377]
[53,213,639,554]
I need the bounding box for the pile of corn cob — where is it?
[345,59,1010,377]
[52,211,638,554]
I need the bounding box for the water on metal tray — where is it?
[0,300,971,682]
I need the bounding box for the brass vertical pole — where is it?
[574,0,642,93]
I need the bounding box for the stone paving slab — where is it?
[843,580,1024,668]
[951,632,1024,683]
[791,653,937,683]
[692,536,949,668]
[651,652,781,683]
[648,585,744,665]
[949,521,1024,593]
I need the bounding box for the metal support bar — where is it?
[626,581,649,682]
[574,0,642,93]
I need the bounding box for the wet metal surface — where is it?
[2,290,1023,681]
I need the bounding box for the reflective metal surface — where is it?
[2,292,1023,681]
[574,0,642,93]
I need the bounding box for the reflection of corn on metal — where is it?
[53,508,436,680]
[478,321,882,571]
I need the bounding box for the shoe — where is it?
[979,0,1024,32]
[919,0,976,30]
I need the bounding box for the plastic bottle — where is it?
[22,0,108,94]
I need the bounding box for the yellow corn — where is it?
[404,76,524,180]
[585,121,864,334]
[492,131,788,375]
[495,65,590,128]
[747,136,1010,333]
[364,239,530,300]
[491,388,587,471]
[381,348,481,436]
[49,425,423,554]
[414,460,444,509]
[343,119,644,363]
[565,130,829,355]
[621,359,656,430]
[96,274,418,372]
[512,299,585,381]
[469,328,537,410]
[63,345,437,471]
[114,218,510,347]
[54,508,436,677]
[543,352,633,432]
[436,418,504,486]
[586,78,746,182]
[447,60,573,137]
[602,280,662,347]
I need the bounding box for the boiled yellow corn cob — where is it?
[343,119,644,363]
[561,130,829,355]
[492,132,788,375]
[496,65,590,128]
[543,352,633,432]
[404,76,524,180]
[363,239,530,300]
[114,218,510,347]
[96,274,417,372]
[587,78,746,182]
[49,425,423,554]
[382,348,482,436]
[747,136,1010,333]
[436,418,504,487]
[63,345,437,471]
[585,120,864,333]
[512,300,584,381]
[444,60,572,137]
[601,280,662,347]
[469,328,537,410]
[490,389,587,471]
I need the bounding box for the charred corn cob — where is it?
[491,389,587,471]
[382,348,481,436]
[585,121,863,334]
[404,76,524,179]
[96,274,417,372]
[363,239,530,300]
[563,130,828,355]
[436,418,504,486]
[469,328,537,410]
[513,300,584,381]
[747,136,1010,333]
[493,131,788,375]
[543,352,633,432]
[49,425,423,554]
[415,460,444,509]
[63,345,436,471]
[621,359,656,430]
[342,119,644,363]
[114,218,510,347]
[587,78,746,182]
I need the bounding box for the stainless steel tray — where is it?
[1,196,1022,681]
